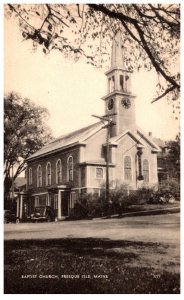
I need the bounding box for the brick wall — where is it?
[27,147,80,194]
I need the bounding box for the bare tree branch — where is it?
[5,4,180,102]
[151,86,176,103]
[88,3,180,97]
[8,4,35,30]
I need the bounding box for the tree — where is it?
[165,134,180,180]
[4,92,53,200]
[5,3,180,106]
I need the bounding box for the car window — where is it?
[35,207,45,214]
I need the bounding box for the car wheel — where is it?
[4,218,8,224]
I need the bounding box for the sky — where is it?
[4,12,180,141]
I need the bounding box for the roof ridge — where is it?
[136,126,166,142]
[137,128,161,150]
[27,121,102,161]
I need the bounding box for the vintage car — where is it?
[30,206,56,222]
[4,210,17,224]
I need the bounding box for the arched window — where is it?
[109,76,115,92]
[28,167,32,185]
[46,162,51,186]
[67,156,73,181]
[56,159,62,184]
[124,156,132,180]
[111,76,115,91]
[143,159,149,182]
[120,75,124,91]
[37,165,42,187]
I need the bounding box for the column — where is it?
[58,190,61,220]
[16,198,19,218]
[78,167,81,194]
[19,194,23,219]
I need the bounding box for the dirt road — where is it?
[4,213,180,246]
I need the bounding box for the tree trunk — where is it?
[4,176,13,203]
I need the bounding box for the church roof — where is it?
[27,120,161,162]
[109,128,161,152]
[27,121,103,161]
[136,129,161,151]
[136,127,163,151]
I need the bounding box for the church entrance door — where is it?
[61,191,70,217]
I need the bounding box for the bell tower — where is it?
[102,32,136,137]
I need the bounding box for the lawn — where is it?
[4,238,180,294]
[115,202,180,218]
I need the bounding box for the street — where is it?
[4,213,180,245]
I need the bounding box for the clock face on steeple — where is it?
[107,98,114,110]
[121,98,131,109]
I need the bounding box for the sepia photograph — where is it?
[4,1,180,294]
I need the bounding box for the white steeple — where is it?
[102,31,136,137]
[111,31,124,69]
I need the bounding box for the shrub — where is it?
[70,178,180,219]
[159,178,180,200]
[87,193,104,217]
[136,186,157,203]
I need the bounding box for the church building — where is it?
[17,33,160,221]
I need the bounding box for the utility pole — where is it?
[92,113,116,205]
[12,165,14,204]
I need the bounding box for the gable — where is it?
[110,130,144,148]
[117,133,138,152]
[110,128,160,152]
[137,130,161,152]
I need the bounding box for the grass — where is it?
[100,202,180,220]
[127,202,180,211]
[4,238,180,294]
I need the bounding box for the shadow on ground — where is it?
[4,238,180,294]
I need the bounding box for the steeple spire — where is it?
[102,30,136,137]
[111,31,124,69]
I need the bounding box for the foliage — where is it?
[158,178,180,200]
[5,3,180,104]
[136,186,157,201]
[73,179,179,218]
[4,92,53,200]
[110,183,129,203]
[85,193,104,218]
[165,134,180,180]
[73,184,140,218]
